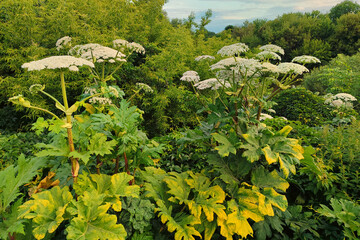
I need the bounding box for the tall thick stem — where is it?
[60,71,79,183]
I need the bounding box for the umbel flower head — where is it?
[113,39,146,54]
[69,44,126,63]
[56,36,72,51]
[22,56,95,71]
[195,55,215,61]
[194,78,231,90]
[291,55,321,64]
[259,44,285,55]
[277,62,309,75]
[180,71,200,83]
[217,43,249,56]
[136,83,153,93]
[256,51,281,61]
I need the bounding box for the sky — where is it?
[163,0,357,33]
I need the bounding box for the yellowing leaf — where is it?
[251,166,289,192]
[262,145,279,165]
[18,186,73,240]
[277,125,293,137]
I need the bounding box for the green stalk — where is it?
[60,71,79,183]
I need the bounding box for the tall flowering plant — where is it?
[173,43,320,239]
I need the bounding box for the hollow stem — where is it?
[60,71,79,183]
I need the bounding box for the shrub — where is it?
[272,88,335,126]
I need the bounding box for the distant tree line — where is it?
[223,0,360,62]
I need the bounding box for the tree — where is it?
[329,0,360,21]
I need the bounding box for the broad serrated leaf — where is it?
[259,187,288,215]
[110,173,140,198]
[0,155,45,213]
[261,145,279,165]
[66,191,126,240]
[18,186,73,240]
[211,132,237,157]
[0,199,26,239]
[237,187,264,222]
[156,201,201,240]
[251,166,289,192]
[68,151,92,165]
[218,199,254,240]
[88,133,117,156]
[164,172,191,204]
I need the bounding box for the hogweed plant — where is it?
[169,42,321,239]
[9,56,95,182]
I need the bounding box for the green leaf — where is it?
[251,166,289,192]
[211,132,237,157]
[69,151,92,165]
[18,186,73,240]
[164,172,191,204]
[0,155,45,214]
[218,199,254,239]
[110,173,140,198]
[155,201,201,240]
[259,188,288,216]
[261,145,279,165]
[66,191,126,240]
[88,133,117,156]
[0,199,26,239]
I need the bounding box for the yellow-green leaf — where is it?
[262,145,279,165]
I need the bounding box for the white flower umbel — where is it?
[180,71,200,83]
[210,57,242,70]
[292,55,321,64]
[259,44,285,55]
[56,36,72,51]
[256,51,281,61]
[128,42,145,54]
[277,63,309,75]
[217,43,249,57]
[113,39,130,48]
[194,78,230,90]
[259,113,273,121]
[233,58,262,76]
[261,62,280,73]
[195,55,215,61]
[22,56,95,71]
[69,44,126,63]
[136,83,153,93]
[333,93,357,102]
[113,39,145,54]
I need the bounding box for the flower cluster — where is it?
[56,36,72,51]
[233,58,262,76]
[292,55,321,64]
[84,87,113,105]
[22,56,95,71]
[136,83,153,93]
[70,44,126,63]
[259,113,273,121]
[277,63,309,75]
[324,93,357,109]
[256,51,281,61]
[194,78,230,90]
[180,71,200,83]
[113,39,145,54]
[210,57,242,70]
[261,62,280,73]
[259,44,285,55]
[217,43,249,57]
[195,55,215,61]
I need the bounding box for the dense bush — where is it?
[272,88,335,126]
[304,53,360,112]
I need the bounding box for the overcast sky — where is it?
[163,0,356,32]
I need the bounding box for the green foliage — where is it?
[19,172,139,239]
[272,88,335,126]
[0,155,45,238]
[329,0,360,21]
[318,198,360,239]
